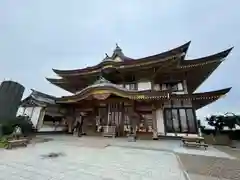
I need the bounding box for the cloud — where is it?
[0,0,239,118]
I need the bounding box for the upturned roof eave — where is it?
[172,87,231,98]
[180,47,233,93]
[51,41,191,77]
[55,87,231,105]
[56,85,171,103]
[46,56,180,93]
[45,78,76,93]
[134,41,191,61]
[30,89,57,100]
[172,87,232,110]
[181,47,233,66]
[47,59,229,95]
[20,89,57,107]
[49,44,233,79]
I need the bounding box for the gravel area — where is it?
[177,153,240,180]
[187,173,231,180]
[214,146,240,160]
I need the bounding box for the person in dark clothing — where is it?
[78,118,84,137]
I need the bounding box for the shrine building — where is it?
[19,42,233,139]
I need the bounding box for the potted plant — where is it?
[0,136,8,148]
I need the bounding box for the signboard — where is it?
[93,93,110,100]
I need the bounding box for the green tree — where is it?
[205,115,225,135]
[205,113,240,138]
[1,115,35,136]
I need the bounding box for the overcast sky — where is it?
[0,0,239,119]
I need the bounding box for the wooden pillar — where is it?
[119,101,124,136]
[152,104,158,140]
[131,100,136,133]
[183,72,188,94]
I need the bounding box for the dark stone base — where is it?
[158,135,182,140]
[36,131,68,135]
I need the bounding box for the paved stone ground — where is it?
[37,135,235,159]
[0,140,186,180]
[1,135,240,180]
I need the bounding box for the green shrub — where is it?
[205,113,240,134]
[0,136,8,148]
[0,115,35,136]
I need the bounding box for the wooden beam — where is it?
[152,104,158,139]
[151,56,179,79]
[153,71,185,84]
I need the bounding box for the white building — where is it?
[18,89,66,132]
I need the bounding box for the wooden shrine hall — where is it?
[19,42,233,139]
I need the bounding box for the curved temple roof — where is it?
[46,42,233,96]
[47,47,233,93]
[180,47,233,66]
[172,87,231,110]
[178,47,233,93]
[56,77,171,103]
[55,75,231,110]
[21,89,56,107]
[21,82,231,111]
[50,41,191,77]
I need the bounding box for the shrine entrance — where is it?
[96,101,136,137]
[72,99,155,139]
[96,102,124,137]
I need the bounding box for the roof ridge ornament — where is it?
[105,53,109,58]
[102,53,112,62]
[112,43,124,61]
[115,43,122,52]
